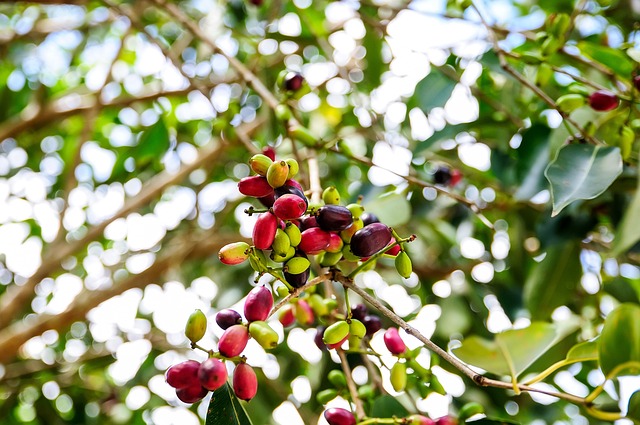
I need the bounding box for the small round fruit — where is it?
[185,309,207,344]
[285,268,310,289]
[317,205,353,232]
[435,416,458,425]
[273,194,307,220]
[294,298,315,325]
[634,75,640,91]
[278,304,296,327]
[299,227,331,254]
[433,166,453,185]
[238,176,274,197]
[323,320,350,345]
[233,363,258,401]
[249,154,273,176]
[390,361,407,392]
[216,309,242,330]
[349,318,366,339]
[588,90,619,111]
[350,223,392,257]
[395,251,413,278]
[408,414,436,425]
[324,407,356,425]
[384,328,407,355]
[166,360,201,389]
[244,286,273,322]
[284,72,305,91]
[262,146,276,161]
[218,324,250,358]
[266,160,290,188]
[322,186,341,205]
[249,320,279,350]
[176,385,208,404]
[285,256,311,274]
[351,304,367,321]
[360,212,380,226]
[218,242,251,265]
[328,370,347,388]
[198,358,227,391]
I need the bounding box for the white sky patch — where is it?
[458,142,491,171]
[369,142,412,186]
[273,401,305,425]
[126,213,166,251]
[286,328,323,364]
[45,273,83,314]
[108,339,152,385]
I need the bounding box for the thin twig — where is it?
[337,349,367,420]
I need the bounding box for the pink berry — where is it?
[233,363,258,401]
[166,360,200,389]
[324,407,356,425]
[244,286,273,322]
[238,176,274,197]
[218,324,250,358]
[198,358,228,391]
[176,385,208,404]
[278,304,296,327]
[273,194,307,220]
[299,227,331,254]
[435,416,458,425]
[253,212,278,250]
[262,146,276,161]
[384,328,407,355]
[588,90,619,111]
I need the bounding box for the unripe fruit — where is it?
[273,194,307,221]
[408,414,436,425]
[284,223,302,246]
[299,227,331,254]
[339,217,363,243]
[317,205,353,232]
[218,242,251,265]
[285,256,310,274]
[617,125,634,160]
[253,212,278,250]
[390,361,407,391]
[233,363,258,401]
[249,248,268,273]
[328,370,347,388]
[349,319,366,339]
[308,293,328,317]
[249,320,279,349]
[384,327,407,355]
[166,360,201,389]
[185,309,207,344]
[272,245,296,263]
[318,251,342,266]
[342,244,361,262]
[285,158,299,179]
[176,385,208,404]
[291,125,317,147]
[361,212,380,226]
[294,299,315,325]
[198,358,227,391]
[322,186,341,205]
[323,320,350,345]
[358,384,376,399]
[249,154,273,176]
[458,402,484,421]
[324,407,356,425]
[316,388,338,404]
[350,223,392,257]
[395,251,412,278]
[238,176,274,197]
[430,374,446,395]
[244,286,273,322]
[216,309,242,330]
[271,228,291,256]
[275,104,292,121]
[557,93,585,112]
[218,324,250,358]
[278,304,296,327]
[588,90,619,111]
[285,267,310,288]
[266,160,289,188]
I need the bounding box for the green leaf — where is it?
[599,303,640,377]
[452,322,558,378]
[627,390,640,422]
[577,41,634,77]
[545,144,622,217]
[365,192,411,227]
[611,173,640,257]
[370,395,409,418]
[205,383,253,425]
[566,339,599,362]
[523,242,582,320]
[361,30,383,90]
[514,124,551,201]
[413,67,457,113]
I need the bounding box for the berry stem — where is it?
[344,288,352,320]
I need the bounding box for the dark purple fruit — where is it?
[360,212,380,226]
[351,304,367,321]
[284,72,305,91]
[324,407,356,425]
[216,309,242,330]
[350,223,392,257]
[433,166,452,185]
[258,193,275,208]
[316,205,353,232]
[634,75,640,91]
[588,90,619,111]
[300,216,319,230]
[363,315,382,336]
[314,326,327,350]
[284,267,310,288]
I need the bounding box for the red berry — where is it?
[384,327,407,355]
[273,194,307,220]
[216,309,242,330]
[350,223,392,258]
[294,299,315,325]
[317,205,354,232]
[198,358,228,391]
[326,333,349,350]
[238,176,274,198]
[588,90,619,111]
[166,360,201,389]
[324,407,356,425]
[233,363,258,401]
[300,216,319,230]
[284,179,303,191]
[450,169,462,186]
[244,286,273,322]
[435,416,458,425]
[262,146,276,161]
[278,304,296,327]
[386,238,401,256]
[326,232,344,253]
[218,324,250,358]
[299,227,331,254]
[176,385,208,404]
[284,72,305,91]
[253,212,278,250]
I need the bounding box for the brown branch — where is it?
[337,349,366,420]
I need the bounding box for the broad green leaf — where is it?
[566,340,599,362]
[599,303,640,377]
[627,390,640,422]
[206,383,253,425]
[545,144,622,217]
[611,173,640,257]
[370,395,409,418]
[361,30,383,90]
[452,322,558,378]
[577,41,634,77]
[413,67,457,114]
[365,192,411,227]
[523,242,582,320]
[514,124,551,201]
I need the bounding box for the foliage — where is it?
[0,0,638,424]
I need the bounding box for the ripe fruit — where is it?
[433,166,453,185]
[435,416,458,425]
[294,299,315,325]
[390,361,407,391]
[384,327,407,355]
[300,215,319,230]
[185,309,207,344]
[233,363,258,401]
[216,309,242,330]
[218,242,251,265]
[360,212,379,226]
[634,75,640,91]
[351,304,367,321]
[350,223,392,257]
[244,286,273,322]
[284,72,304,91]
[248,320,279,349]
[253,212,278,250]
[238,176,274,197]
[588,90,619,111]
[326,232,344,253]
[166,360,201,389]
[278,304,296,327]
[273,194,307,220]
[266,160,290,188]
[218,324,250,358]
[285,267,310,288]
[198,358,227,391]
[299,227,331,254]
[408,414,436,425]
[176,385,208,404]
[323,320,350,345]
[317,205,353,232]
[275,184,308,206]
[324,407,356,425]
[262,146,276,161]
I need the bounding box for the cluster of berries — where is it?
[323,407,458,425]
